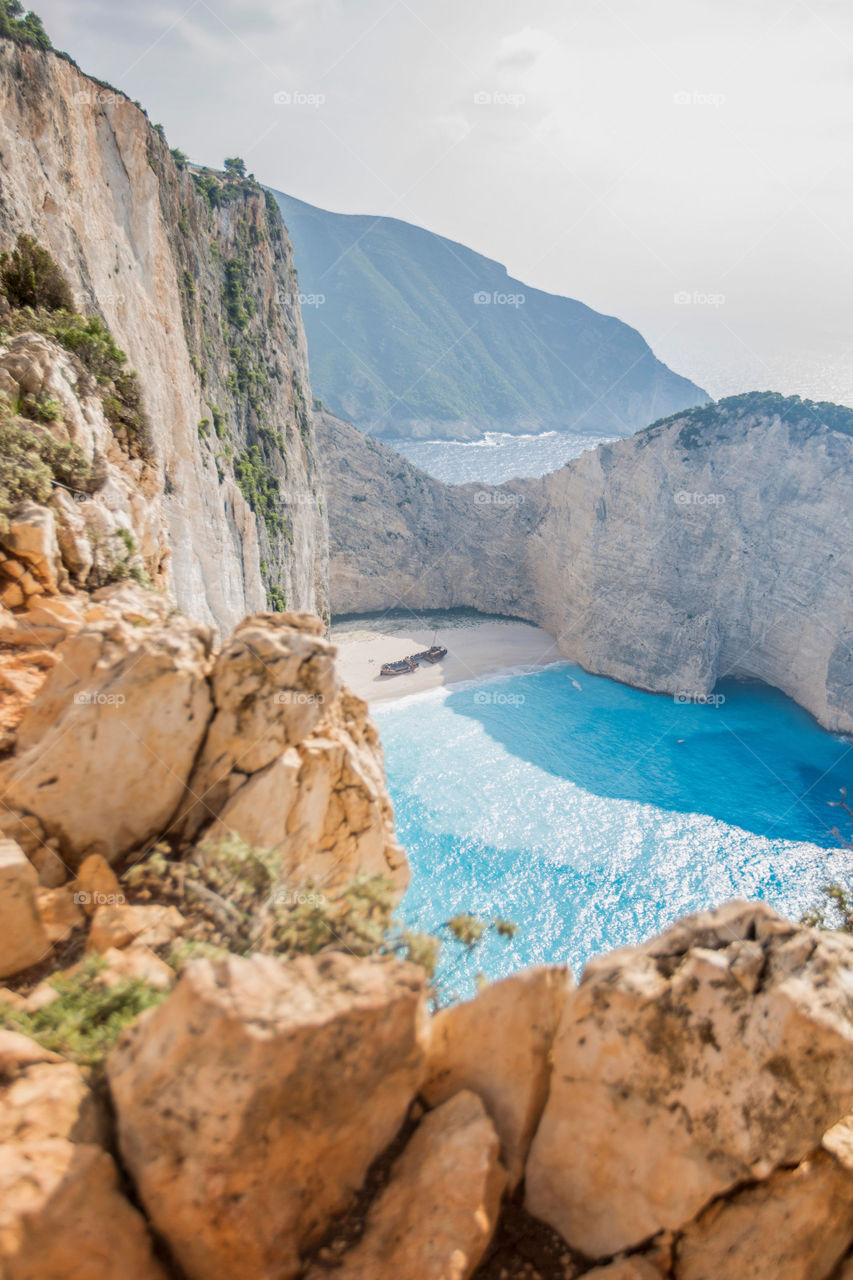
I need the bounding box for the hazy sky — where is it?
[37,0,853,404]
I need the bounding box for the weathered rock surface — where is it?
[525,901,853,1258]
[0,40,328,632]
[207,686,408,893]
[0,838,50,978]
[321,397,853,733]
[0,500,62,591]
[0,1034,104,1147]
[309,1090,505,1280]
[85,904,186,954]
[0,1140,167,1280]
[0,1030,164,1279]
[107,951,428,1280]
[423,967,570,1189]
[676,1150,853,1280]
[175,612,336,841]
[1,605,213,865]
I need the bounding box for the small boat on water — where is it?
[380,639,448,677]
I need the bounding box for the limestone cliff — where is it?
[0,37,328,633]
[320,395,853,733]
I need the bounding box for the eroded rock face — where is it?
[175,612,337,842]
[1,606,214,866]
[321,400,853,734]
[107,951,429,1280]
[218,687,409,894]
[0,1141,167,1280]
[525,902,853,1258]
[423,967,570,1189]
[0,43,329,632]
[0,1031,164,1280]
[308,1091,505,1280]
[0,839,50,978]
[675,1150,853,1280]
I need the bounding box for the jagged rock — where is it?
[75,854,122,915]
[1,605,214,865]
[36,885,85,944]
[85,904,186,954]
[307,1091,505,1280]
[0,502,61,591]
[525,902,853,1258]
[422,967,570,1188]
[0,594,82,647]
[205,688,408,893]
[676,1150,853,1280]
[50,489,93,582]
[107,951,428,1280]
[175,613,337,842]
[95,945,176,991]
[0,1140,167,1279]
[0,1038,105,1147]
[0,838,50,978]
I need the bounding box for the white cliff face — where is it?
[320,400,853,733]
[0,40,328,634]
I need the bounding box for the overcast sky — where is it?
[37,0,853,405]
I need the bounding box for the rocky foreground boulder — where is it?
[526,901,853,1269]
[0,1031,165,1279]
[108,952,429,1280]
[2,890,853,1279]
[0,582,406,901]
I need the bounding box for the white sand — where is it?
[332,617,561,703]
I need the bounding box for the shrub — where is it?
[0,0,51,49]
[267,583,287,611]
[0,397,88,530]
[234,444,286,536]
[0,234,73,311]
[0,956,166,1068]
[124,837,516,991]
[46,314,151,458]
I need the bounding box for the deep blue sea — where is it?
[375,663,853,1001]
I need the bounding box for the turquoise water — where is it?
[387,429,617,485]
[375,663,853,1000]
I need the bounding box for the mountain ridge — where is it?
[272,188,709,441]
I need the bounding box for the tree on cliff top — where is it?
[0,0,52,49]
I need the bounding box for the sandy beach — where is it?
[331,612,561,703]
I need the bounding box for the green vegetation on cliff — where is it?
[0,0,50,49]
[642,390,853,448]
[0,234,153,461]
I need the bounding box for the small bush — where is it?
[0,234,73,311]
[0,956,166,1068]
[266,583,287,611]
[235,444,286,536]
[42,313,151,459]
[0,397,88,530]
[123,838,515,990]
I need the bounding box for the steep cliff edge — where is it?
[0,38,328,633]
[320,394,853,733]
